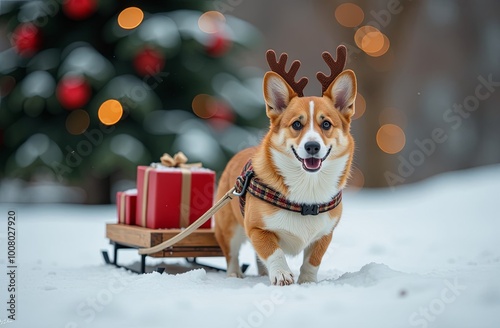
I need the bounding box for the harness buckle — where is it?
[301,204,319,216]
[233,171,254,197]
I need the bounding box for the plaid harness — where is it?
[234,160,342,217]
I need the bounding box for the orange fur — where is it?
[308,233,333,267]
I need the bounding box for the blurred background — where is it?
[0,0,499,204]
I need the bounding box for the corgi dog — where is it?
[215,46,356,285]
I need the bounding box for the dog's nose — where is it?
[304,141,320,155]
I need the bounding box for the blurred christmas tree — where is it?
[0,0,264,203]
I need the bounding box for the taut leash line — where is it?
[138,187,236,255]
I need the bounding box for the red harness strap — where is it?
[234,160,342,217]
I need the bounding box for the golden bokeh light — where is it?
[347,166,365,191]
[118,7,144,30]
[335,3,364,28]
[66,109,90,135]
[366,33,390,57]
[198,11,225,34]
[378,107,408,129]
[98,99,123,125]
[192,94,217,119]
[376,124,406,154]
[355,26,390,57]
[352,92,366,120]
[361,31,385,54]
[354,25,379,49]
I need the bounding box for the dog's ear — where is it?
[324,69,357,121]
[263,71,297,118]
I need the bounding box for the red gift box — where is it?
[116,189,137,225]
[136,165,215,229]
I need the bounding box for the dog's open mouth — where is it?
[292,146,332,173]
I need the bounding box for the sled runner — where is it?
[103,223,248,274]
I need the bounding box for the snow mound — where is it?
[333,262,405,287]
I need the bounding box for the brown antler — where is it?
[316,45,347,94]
[266,50,308,97]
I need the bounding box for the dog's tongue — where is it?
[304,157,321,170]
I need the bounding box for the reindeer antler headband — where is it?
[266,45,347,96]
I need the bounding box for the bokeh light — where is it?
[354,25,378,48]
[110,134,145,162]
[22,71,55,98]
[15,133,49,167]
[361,31,385,54]
[352,92,366,120]
[335,3,364,28]
[118,7,144,30]
[355,26,390,57]
[376,124,406,154]
[66,109,90,135]
[198,11,225,34]
[365,33,390,57]
[98,99,123,125]
[192,94,217,118]
[23,96,44,117]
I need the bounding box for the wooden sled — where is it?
[103,223,249,274]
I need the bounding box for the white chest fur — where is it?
[263,210,340,256]
[271,149,349,204]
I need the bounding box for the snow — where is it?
[1,165,500,328]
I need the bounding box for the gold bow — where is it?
[160,152,202,168]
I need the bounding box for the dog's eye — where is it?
[292,121,303,130]
[321,121,332,130]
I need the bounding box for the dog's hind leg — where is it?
[226,224,246,277]
[214,202,246,278]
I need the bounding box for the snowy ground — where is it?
[1,165,499,328]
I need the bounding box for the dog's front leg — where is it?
[248,228,294,286]
[298,232,333,284]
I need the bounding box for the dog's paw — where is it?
[297,273,317,284]
[227,270,244,278]
[269,270,294,286]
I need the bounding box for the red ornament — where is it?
[62,0,98,21]
[205,33,231,57]
[11,23,41,57]
[133,48,165,77]
[56,76,91,110]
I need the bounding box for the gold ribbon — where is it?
[141,152,202,228]
[179,168,191,228]
[141,167,154,227]
[160,152,202,169]
[119,192,126,224]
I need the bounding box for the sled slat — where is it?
[106,224,153,247]
[147,247,224,258]
[106,224,222,257]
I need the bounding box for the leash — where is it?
[138,187,237,255]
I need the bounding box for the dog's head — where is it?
[262,47,356,175]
